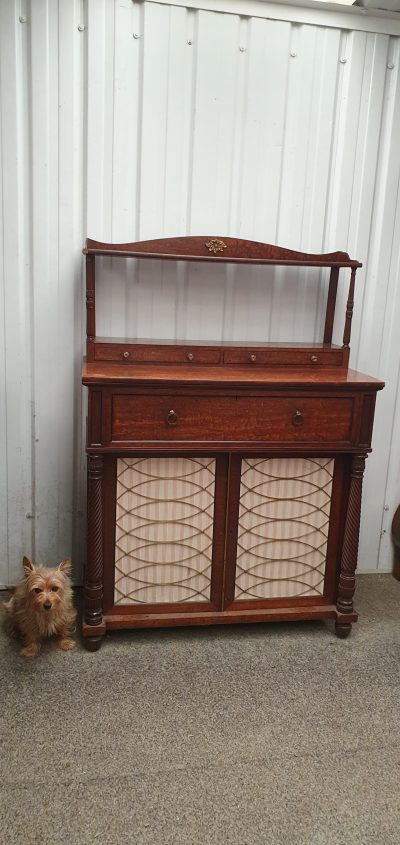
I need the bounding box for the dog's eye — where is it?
[51,586,59,592]
[33,588,42,594]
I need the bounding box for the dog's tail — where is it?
[2,595,20,638]
[2,597,14,615]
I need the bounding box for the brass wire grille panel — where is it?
[114,457,216,604]
[235,457,334,600]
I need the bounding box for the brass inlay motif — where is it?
[205,239,227,254]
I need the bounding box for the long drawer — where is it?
[110,394,354,443]
[223,348,344,366]
[94,343,221,364]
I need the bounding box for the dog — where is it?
[2,556,76,657]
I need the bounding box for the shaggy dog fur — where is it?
[2,557,76,657]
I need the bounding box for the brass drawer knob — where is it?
[166,409,178,426]
[292,410,304,427]
[187,352,194,361]
[249,354,257,363]
[310,355,318,363]
[123,351,130,359]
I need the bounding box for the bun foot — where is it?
[83,635,104,652]
[82,617,106,651]
[335,622,352,639]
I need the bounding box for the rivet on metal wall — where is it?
[239,46,246,52]
[340,57,347,64]
[19,16,28,23]
[133,33,140,39]
[77,25,86,32]
[387,63,395,70]
[187,40,193,45]
[290,51,297,58]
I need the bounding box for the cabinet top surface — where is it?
[82,361,384,390]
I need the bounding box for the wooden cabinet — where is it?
[82,236,384,650]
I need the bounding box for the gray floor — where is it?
[1,574,400,845]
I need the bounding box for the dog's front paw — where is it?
[20,642,40,657]
[58,637,75,651]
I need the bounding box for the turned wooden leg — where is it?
[335,622,352,639]
[83,454,106,649]
[83,635,103,652]
[335,454,366,638]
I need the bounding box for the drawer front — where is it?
[95,343,221,364]
[223,349,344,366]
[111,395,354,443]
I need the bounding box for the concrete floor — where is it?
[1,574,400,845]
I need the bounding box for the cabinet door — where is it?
[103,454,228,612]
[224,455,343,609]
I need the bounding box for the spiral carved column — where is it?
[335,454,366,638]
[83,454,105,649]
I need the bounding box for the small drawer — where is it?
[110,395,354,444]
[223,349,344,367]
[94,344,221,364]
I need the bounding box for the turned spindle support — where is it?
[86,254,96,361]
[342,267,357,349]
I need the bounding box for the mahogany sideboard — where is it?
[81,236,384,650]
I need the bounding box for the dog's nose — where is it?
[43,602,52,610]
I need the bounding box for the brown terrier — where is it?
[2,556,76,657]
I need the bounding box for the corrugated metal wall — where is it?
[1,0,400,585]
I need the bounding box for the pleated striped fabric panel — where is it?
[114,457,216,604]
[235,457,334,600]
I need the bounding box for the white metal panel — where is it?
[0,0,85,585]
[148,0,400,36]
[355,36,400,570]
[29,0,86,579]
[0,0,33,586]
[1,0,400,586]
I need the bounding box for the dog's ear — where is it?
[22,556,35,577]
[58,558,72,575]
